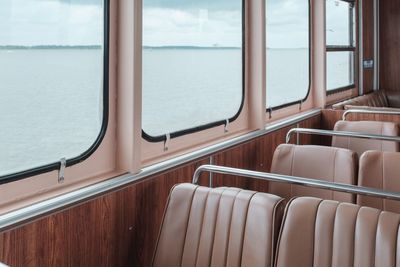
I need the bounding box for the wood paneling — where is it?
[380,0,400,91]
[0,115,321,267]
[321,109,400,145]
[212,114,321,192]
[362,0,375,93]
[321,109,400,130]
[212,126,293,191]
[0,160,209,267]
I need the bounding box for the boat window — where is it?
[142,0,244,141]
[266,0,310,110]
[0,0,108,181]
[326,0,356,92]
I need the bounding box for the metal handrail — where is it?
[285,128,400,144]
[192,165,400,201]
[342,109,400,120]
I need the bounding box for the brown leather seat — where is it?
[332,120,399,157]
[270,144,357,202]
[358,151,400,212]
[332,90,400,110]
[153,183,285,267]
[275,197,400,267]
[332,91,389,110]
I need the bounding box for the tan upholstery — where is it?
[358,151,400,212]
[153,183,285,267]
[332,120,399,157]
[332,91,389,110]
[275,197,400,267]
[270,144,357,202]
[332,90,400,110]
[385,90,400,108]
[343,105,400,112]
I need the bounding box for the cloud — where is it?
[0,0,103,45]
[266,0,309,48]
[143,8,242,47]
[144,0,241,11]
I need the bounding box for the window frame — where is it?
[141,0,246,143]
[265,0,312,112]
[326,0,357,95]
[0,0,110,184]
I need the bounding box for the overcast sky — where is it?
[0,0,103,46]
[0,0,351,47]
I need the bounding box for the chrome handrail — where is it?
[285,128,400,144]
[192,165,400,201]
[342,109,400,120]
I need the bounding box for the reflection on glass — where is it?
[327,51,354,90]
[142,0,243,137]
[266,0,309,108]
[0,0,104,177]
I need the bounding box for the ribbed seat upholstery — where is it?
[275,197,400,267]
[332,120,399,157]
[153,183,285,267]
[332,91,389,110]
[270,144,358,202]
[358,151,400,212]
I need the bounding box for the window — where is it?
[0,0,108,180]
[142,0,243,141]
[266,0,310,109]
[326,0,356,92]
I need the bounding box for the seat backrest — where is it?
[332,120,399,157]
[358,151,400,212]
[153,184,285,267]
[270,144,357,202]
[385,90,400,108]
[275,197,400,267]
[332,91,389,110]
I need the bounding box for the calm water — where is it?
[0,48,348,176]
[0,49,103,176]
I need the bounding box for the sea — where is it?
[0,47,349,176]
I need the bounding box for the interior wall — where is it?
[0,114,320,267]
[379,0,400,91]
[362,0,375,93]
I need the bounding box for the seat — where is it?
[332,120,399,157]
[275,197,400,267]
[270,144,357,203]
[331,90,393,110]
[152,183,285,267]
[358,151,400,212]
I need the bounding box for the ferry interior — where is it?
[2,0,400,266]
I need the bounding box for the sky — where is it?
[0,0,351,48]
[0,0,103,46]
[145,0,351,48]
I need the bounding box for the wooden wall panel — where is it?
[212,114,322,191]
[0,159,208,267]
[362,0,375,93]
[212,126,293,191]
[0,115,321,267]
[380,0,400,91]
[321,109,400,144]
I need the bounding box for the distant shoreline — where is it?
[0,45,102,50]
[0,45,307,50]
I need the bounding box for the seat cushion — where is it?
[332,120,399,157]
[358,151,400,212]
[275,197,400,267]
[332,91,389,110]
[344,105,400,112]
[270,144,357,202]
[385,90,400,108]
[153,184,285,267]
